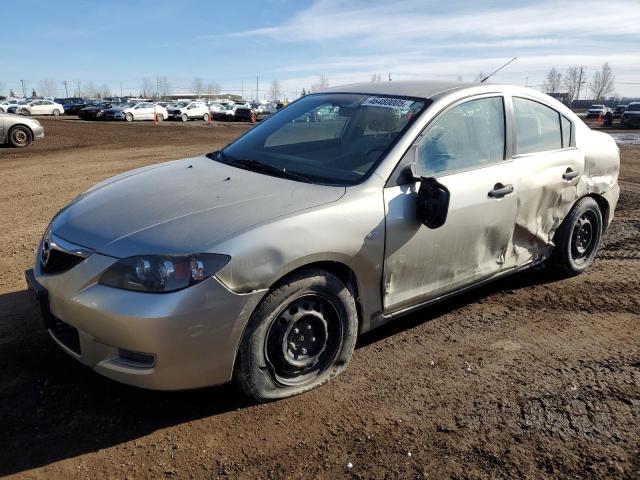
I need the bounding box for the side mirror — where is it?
[415,175,450,229]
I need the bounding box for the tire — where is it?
[52,109,60,116]
[234,269,358,402]
[125,113,134,122]
[181,113,188,122]
[8,125,33,148]
[20,108,31,116]
[548,197,603,277]
[203,113,209,122]
[156,113,163,122]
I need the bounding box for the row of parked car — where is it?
[586,103,640,126]
[0,96,279,123]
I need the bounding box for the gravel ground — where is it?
[0,116,638,479]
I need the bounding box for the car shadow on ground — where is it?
[0,266,561,476]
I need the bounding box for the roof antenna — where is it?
[480,57,518,83]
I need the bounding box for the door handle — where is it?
[563,168,580,181]
[488,183,514,198]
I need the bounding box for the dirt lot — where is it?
[0,117,639,479]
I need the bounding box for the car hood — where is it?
[51,156,346,258]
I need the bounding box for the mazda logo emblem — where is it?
[41,233,51,267]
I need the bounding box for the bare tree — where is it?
[191,77,204,97]
[98,83,111,98]
[158,76,171,98]
[563,66,582,103]
[589,62,615,101]
[206,81,221,95]
[370,73,383,83]
[38,78,57,97]
[84,80,98,98]
[474,72,486,82]
[269,80,282,100]
[311,74,329,93]
[543,67,562,94]
[141,77,154,98]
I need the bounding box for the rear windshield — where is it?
[219,93,426,185]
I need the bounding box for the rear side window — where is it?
[416,96,505,176]
[513,97,562,154]
[561,116,572,148]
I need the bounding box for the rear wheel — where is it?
[125,112,134,122]
[234,269,358,402]
[548,197,603,276]
[8,126,32,148]
[20,108,31,116]
[203,113,209,122]
[156,113,164,122]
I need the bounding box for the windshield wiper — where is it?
[211,151,313,184]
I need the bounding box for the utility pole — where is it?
[256,76,259,101]
[20,79,26,97]
[388,72,392,82]
[525,77,529,87]
[156,76,159,99]
[76,80,81,97]
[241,80,244,99]
[63,80,69,97]
[120,82,123,97]
[575,66,585,102]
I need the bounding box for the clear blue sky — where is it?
[1,0,639,99]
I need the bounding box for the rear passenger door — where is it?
[507,96,584,267]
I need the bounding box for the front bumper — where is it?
[31,124,45,139]
[27,246,266,390]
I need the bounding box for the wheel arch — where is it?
[8,123,34,139]
[266,260,364,333]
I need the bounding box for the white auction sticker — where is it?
[361,97,414,109]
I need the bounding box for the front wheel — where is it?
[8,126,33,147]
[234,269,358,402]
[181,113,189,122]
[203,113,209,122]
[156,113,164,122]
[20,108,31,116]
[52,109,60,116]
[548,197,603,276]
[125,112,134,122]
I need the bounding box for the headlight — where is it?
[99,254,230,293]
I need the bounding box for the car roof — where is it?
[322,80,476,99]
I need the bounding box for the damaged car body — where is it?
[26,81,619,401]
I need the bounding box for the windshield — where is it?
[627,104,640,112]
[218,93,426,185]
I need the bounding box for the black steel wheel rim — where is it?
[265,294,343,386]
[571,210,598,264]
[12,129,28,145]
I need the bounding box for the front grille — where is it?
[50,317,81,354]
[41,249,84,274]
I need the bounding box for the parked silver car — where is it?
[1,113,44,147]
[26,81,619,401]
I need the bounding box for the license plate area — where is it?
[25,269,55,329]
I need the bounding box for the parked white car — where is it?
[11,100,65,116]
[170,101,210,122]
[0,99,21,113]
[114,102,169,122]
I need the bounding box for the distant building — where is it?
[548,92,571,105]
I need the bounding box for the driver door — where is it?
[382,95,518,314]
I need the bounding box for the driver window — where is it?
[416,97,505,176]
